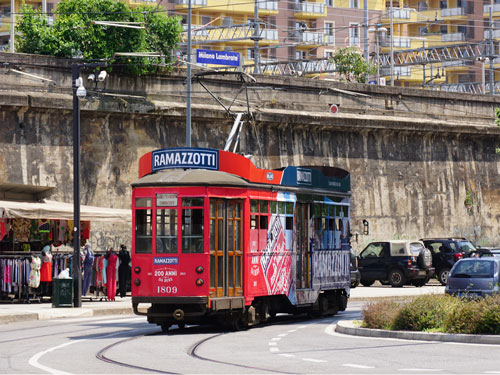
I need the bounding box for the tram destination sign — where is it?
[196,49,240,66]
[152,148,219,172]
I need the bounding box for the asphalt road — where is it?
[2,299,500,374]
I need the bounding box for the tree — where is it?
[330,47,377,83]
[16,0,183,75]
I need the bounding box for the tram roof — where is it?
[134,147,350,194]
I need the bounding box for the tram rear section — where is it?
[131,147,351,330]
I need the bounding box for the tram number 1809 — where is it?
[157,286,178,294]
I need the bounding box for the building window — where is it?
[350,0,359,8]
[324,50,334,59]
[349,23,360,46]
[296,50,306,59]
[325,0,334,6]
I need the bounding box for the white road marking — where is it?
[279,354,295,358]
[268,342,277,346]
[271,337,282,341]
[303,358,327,363]
[28,328,149,374]
[297,325,307,329]
[278,333,287,337]
[287,329,297,333]
[342,363,375,369]
[269,347,280,352]
[399,369,442,372]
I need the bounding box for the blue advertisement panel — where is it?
[152,148,219,172]
[196,49,240,66]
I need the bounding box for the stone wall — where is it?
[1,52,500,251]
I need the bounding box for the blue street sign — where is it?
[196,49,240,66]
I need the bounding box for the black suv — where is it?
[357,240,434,287]
[421,238,476,285]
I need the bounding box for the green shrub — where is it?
[443,298,484,333]
[392,294,459,332]
[475,294,500,334]
[362,299,403,329]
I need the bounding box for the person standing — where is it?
[40,243,53,296]
[82,243,94,296]
[118,245,131,298]
[105,248,118,301]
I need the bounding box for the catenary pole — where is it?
[186,0,192,147]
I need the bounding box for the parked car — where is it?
[445,258,500,298]
[421,238,477,286]
[357,240,434,287]
[350,248,360,288]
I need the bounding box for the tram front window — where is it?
[182,197,204,253]
[135,208,153,254]
[156,209,177,253]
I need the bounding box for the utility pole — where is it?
[390,0,394,86]
[9,0,14,53]
[186,0,192,146]
[252,0,261,74]
[489,7,494,94]
[363,0,368,62]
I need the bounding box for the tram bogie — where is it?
[131,147,352,331]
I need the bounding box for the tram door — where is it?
[295,203,310,289]
[209,199,243,298]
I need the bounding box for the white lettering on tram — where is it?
[152,148,218,171]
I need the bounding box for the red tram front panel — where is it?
[132,187,210,299]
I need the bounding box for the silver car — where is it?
[445,258,500,298]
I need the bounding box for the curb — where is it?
[335,320,500,345]
[0,313,39,324]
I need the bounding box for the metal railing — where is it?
[258,0,278,11]
[295,2,325,14]
[441,7,464,17]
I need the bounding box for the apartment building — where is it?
[0,0,496,90]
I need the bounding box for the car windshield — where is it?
[451,260,495,278]
[458,241,476,253]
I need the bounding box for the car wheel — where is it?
[351,279,360,288]
[438,268,450,285]
[360,279,375,287]
[388,269,405,287]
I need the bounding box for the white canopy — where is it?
[0,199,131,224]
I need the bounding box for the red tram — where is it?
[131,147,351,330]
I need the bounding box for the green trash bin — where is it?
[52,278,73,307]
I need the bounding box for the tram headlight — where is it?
[134,278,141,286]
[195,266,204,274]
[134,266,141,274]
[195,278,204,286]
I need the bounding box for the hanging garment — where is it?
[40,252,53,282]
[29,256,41,288]
[82,247,95,296]
[105,251,118,301]
[118,249,131,298]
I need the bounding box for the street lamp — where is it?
[72,62,106,308]
[368,25,387,85]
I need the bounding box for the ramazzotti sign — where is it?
[152,148,219,171]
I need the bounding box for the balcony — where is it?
[484,29,500,39]
[325,34,334,45]
[484,3,500,15]
[294,31,325,44]
[260,28,278,42]
[176,0,207,7]
[0,16,11,32]
[258,0,279,14]
[440,7,465,18]
[384,7,411,19]
[441,32,465,42]
[294,2,326,18]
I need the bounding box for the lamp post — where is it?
[368,25,387,84]
[477,57,490,94]
[72,62,106,308]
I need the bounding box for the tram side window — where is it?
[250,199,270,251]
[182,198,204,253]
[156,209,177,253]
[135,198,153,254]
[312,203,339,250]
